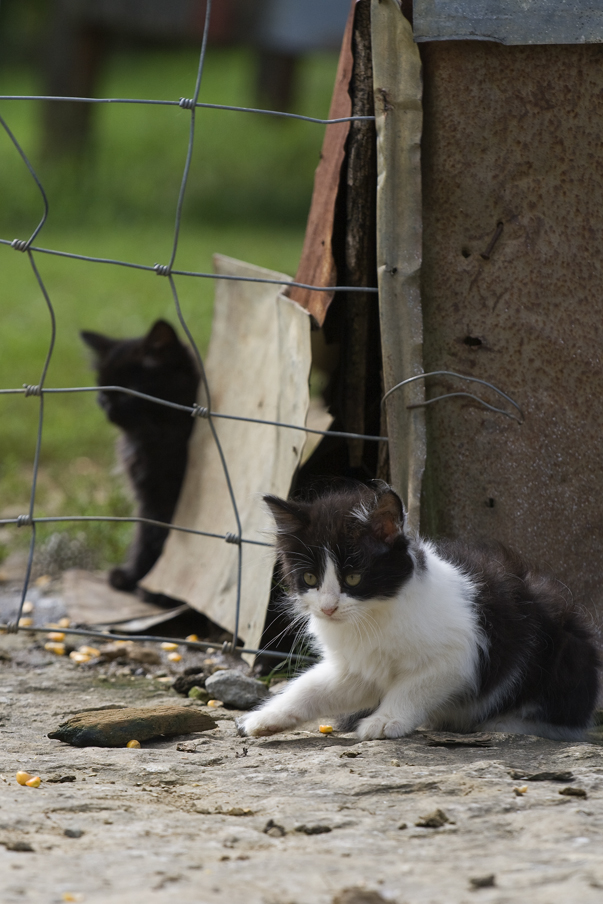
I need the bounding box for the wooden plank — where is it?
[371,0,426,532]
[288,0,355,326]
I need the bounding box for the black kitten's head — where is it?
[264,482,415,622]
[81,320,199,430]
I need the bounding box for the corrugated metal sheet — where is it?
[414,0,603,45]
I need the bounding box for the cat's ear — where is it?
[368,488,405,546]
[144,320,180,353]
[264,495,309,533]
[80,330,115,359]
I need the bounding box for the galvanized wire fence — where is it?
[0,0,384,663]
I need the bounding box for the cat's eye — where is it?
[344,573,362,587]
[303,572,318,587]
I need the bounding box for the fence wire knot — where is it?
[23,384,42,397]
[191,405,209,419]
[179,97,196,110]
[16,514,33,527]
[153,263,171,276]
[11,238,30,252]
[5,621,19,634]
[224,532,241,545]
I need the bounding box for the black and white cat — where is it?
[81,320,200,592]
[239,482,599,740]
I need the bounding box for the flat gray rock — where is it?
[205,670,270,710]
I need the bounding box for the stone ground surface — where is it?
[1,632,603,904]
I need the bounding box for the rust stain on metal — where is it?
[420,41,603,636]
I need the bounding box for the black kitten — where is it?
[81,320,200,592]
[239,482,600,740]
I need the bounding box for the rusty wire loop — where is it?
[381,370,524,424]
[0,2,373,663]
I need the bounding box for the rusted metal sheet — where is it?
[420,41,603,633]
[414,1,603,45]
[288,0,355,325]
[371,0,425,532]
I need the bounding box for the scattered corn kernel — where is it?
[34,574,51,588]
[22,600,34,614]
[18,616,33,627]
[167,652,182,662]
[58,617,71,628]
[78,646,100,657]
[44,641,66,655]
[513,785,528,796]
[114,639,133,647]
[62,893,82,902]
[25,776,41,788]
[16,771,33,785]
[185,634,199,642]
[47,631,65,642]
[161,642,178,652]
[156,676,173,684]
[207,700,222,708]
[319,725,333,734]
[126,740,141,749]
[69,652,91,664]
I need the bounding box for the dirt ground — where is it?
[1,613,603,904]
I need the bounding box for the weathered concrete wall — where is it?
[420,41,603,634]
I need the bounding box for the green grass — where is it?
[0,45,338,568]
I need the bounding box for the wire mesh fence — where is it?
[0,0,384,663]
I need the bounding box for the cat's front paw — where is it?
[236,708,298,738]
[356,714,413,741]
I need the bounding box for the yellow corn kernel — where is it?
[25,776,41,788]
[47,631,65,642]
[319,725,333,734]
[69,652,91,664]
[126,740,141,749]
[156,676,173,683]
[18,617,33,627]
[22,600,34,614]
[34,574,51,588]
[160,642,178,652]
[16,771,33,785]
[167,652,182,662]
[58,617,71,628]
[44,641,66,655]
[207,700,222,708]
[185,634,199,642]
[513,785,528,796]
[78,645,100,657]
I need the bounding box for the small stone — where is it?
[415,809,451,828]
[173,674,208,696]
[398,822,407,830]
[205,670,270,710]
[3,841,34,852]
[559,786,587,798]
[294,824,332,835]
[64,828,84,838]
[225,807,254,816]
[46,775,76,784]
[263,819,286,837]
[340,751,361,758]
[469,875,496,889]
[333,889,389,904]
[188,687,210,703]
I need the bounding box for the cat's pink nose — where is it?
[321,604,338,617]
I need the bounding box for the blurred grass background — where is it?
[0,45,338,570]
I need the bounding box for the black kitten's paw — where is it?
[109,567,139,593]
